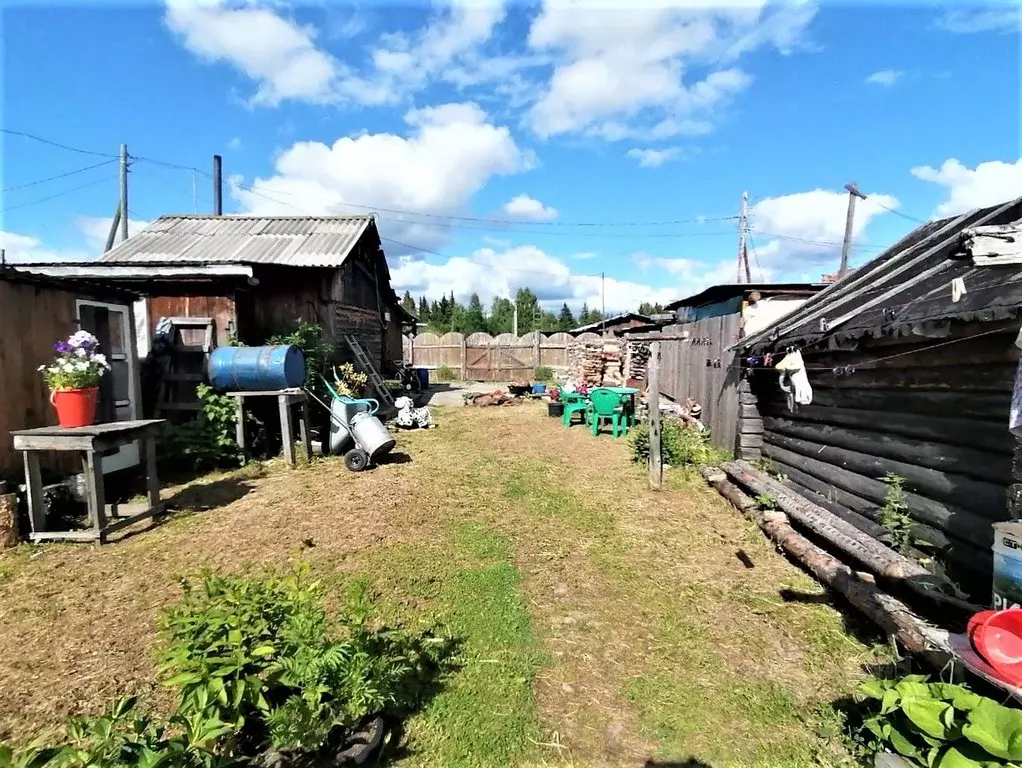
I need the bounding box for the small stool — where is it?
[227,388,312,466]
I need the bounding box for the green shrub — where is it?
[161,384,243,471]
[856,675,1022,766]
[1,565,455,766]
[268,320,334,392]
[434,365,456,382]
[534,366,554,383]
[630,420,728,468]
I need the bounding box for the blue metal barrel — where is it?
[208,345,306,391]
[416,368,429,389]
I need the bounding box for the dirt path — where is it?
[0,404,878,766]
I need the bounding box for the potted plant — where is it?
[38,330,111,428]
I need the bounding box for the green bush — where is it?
[1,565,455,767]
[268,320,334,392]
[630,419,728,468]
[434,365,456,382]
[856,675,1022,766]
[533,366,554,383]
[161,384,243,471]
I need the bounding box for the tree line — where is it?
[399,289,664,336]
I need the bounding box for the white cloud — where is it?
[165,0,512,107]
[0,216,151,264]
[164,0,352,107]
[231,102,531,251]
[502,194,558,221]
[227,136,243,150]
[526,0,816,139]
[935,8,1022,34]
[865,69,904,86]
[911,157,1022,217]
[749,187,899,272]
[627,147,682,167]
[390,243,687,312]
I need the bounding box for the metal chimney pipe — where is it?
[212,154,223,215]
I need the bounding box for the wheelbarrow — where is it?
[307,379,396,472]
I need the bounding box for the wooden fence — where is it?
[658,315,742,453]
[404,331,604,382]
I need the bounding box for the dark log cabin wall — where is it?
[329,243,390,372]
[750,318,1018,597]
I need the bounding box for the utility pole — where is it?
[737,191,750,283]
[119,143,129,242]
[192,170,198,214]
[1,249,6,267]
[839,182,867,277]
[512,301,518,337]
[212,154,223,215]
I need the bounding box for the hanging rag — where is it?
[951,277,967,303]
[775,350,813,411]
[1011,329,1022,437]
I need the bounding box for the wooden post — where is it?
[0,489,19,550]
[23,451,44,535]
[278,394,295,466]
[84,449,107,543]
[299,398,312,461]
[534,333,541,374]
[234,395,246,455]
[144,437,161,512]
[460,336,468,380]
[648,341,662,490]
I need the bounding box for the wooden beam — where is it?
[648,341,662,490]
[803,387,1010,420]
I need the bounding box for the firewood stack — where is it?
[625,341,650,381]
[568,340,624,387]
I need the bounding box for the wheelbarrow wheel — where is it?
[344,448,370,472]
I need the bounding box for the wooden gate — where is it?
[658,314,741,453]
[466,333,533,381]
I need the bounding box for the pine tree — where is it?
[418,296,430,322]
[458,293,486,335]
[401,291,416,316]
[557,303,576,331]
[489,297,515,334]
[514,288,539,335]
[579,302,591,325]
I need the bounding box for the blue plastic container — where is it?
[532,383,547,394]
[416,368,429,389]
[208,345,306,391]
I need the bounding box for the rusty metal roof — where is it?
[99,215,378,267]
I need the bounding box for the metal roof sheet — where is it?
[100,215,376,267]
[739,196,1022,352]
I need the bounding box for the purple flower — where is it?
[54,341,72,354]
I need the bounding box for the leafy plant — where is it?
[878,473,915,554]
[161,385,243,471]
[534,366,554,383]
[332,363,368,399]
[268,321,333,392]
[856,675,1022,767]
[434,365,456,382]
[159,564,454,754]
[630,420,729,468]
[755,494,779,511]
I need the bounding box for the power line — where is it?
[871,198,926,224]
[0,175,114,214]
[0,128,119,159]
[2,159,118,192]
[750,229,884,251]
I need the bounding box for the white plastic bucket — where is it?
[992,522,1022,610]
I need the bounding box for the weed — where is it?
[877,473,913,554]
[331,363,367,398]
[755,493,779,511]
[533,365,554,383]
[268,320,334,393]
[630,420,729,468]
[434,365,456,382]
[161,385,243,471]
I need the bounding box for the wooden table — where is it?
[11,419,166,544]
[227,388,312,466]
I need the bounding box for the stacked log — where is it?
[568,339,605,387]
[626,341,651,381]
[601,342,624,386]
[0,482,18,550]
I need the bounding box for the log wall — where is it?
[751,320,1018,597]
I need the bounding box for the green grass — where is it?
[354,522,542,767]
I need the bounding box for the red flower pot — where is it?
[50,387,99,428]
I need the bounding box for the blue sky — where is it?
[1,0,1020,312]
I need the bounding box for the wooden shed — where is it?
[651,283,826,456]
[736,195,1022,594]
[22,215,413,373]
[570,312,652,338]
[0,267,142,479]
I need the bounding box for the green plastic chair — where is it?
[561,391,589,427]
[586,387,632,438]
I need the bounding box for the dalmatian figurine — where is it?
[394,396,434,429]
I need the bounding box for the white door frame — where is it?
[76,298,143,473]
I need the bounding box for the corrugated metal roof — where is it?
[739,196,1022,352]
[100,215,376,267]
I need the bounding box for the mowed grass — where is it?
[0,403,881,767]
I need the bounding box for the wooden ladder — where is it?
[342,334,394,407]
[156,317,215,418]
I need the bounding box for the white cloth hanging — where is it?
[776,350,813,411]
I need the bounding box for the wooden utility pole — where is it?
[839,182,867,277]
[600,271,606,335]
[648,341,662,490]
[737,191,750,283]
[119,144,129,242]
[104,202,122,253]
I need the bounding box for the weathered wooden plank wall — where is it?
[658,314,741,453]
[0,281,82,476]
[407,331,599,380]
[751,321,1018,594]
